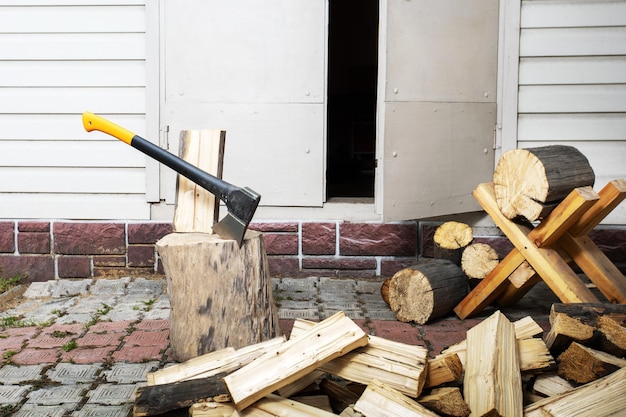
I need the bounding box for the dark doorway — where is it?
[326,0,379,199]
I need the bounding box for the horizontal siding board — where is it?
[0,87,145,114]
[0,33,145,60]
[0,167,145,193]
[521,1,626,28]
[519,56,626,85]
[520,27,626,57]
[0,141,145,167]
[0,1,144,5]
[519,113,626,141]
[0,5,145,33]
[0,61,145,87]
[0,114,146,140]
[0,193,150,219]
[518,84,626,113]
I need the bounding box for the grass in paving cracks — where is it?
[84,303,113,329]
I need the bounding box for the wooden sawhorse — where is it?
[454,179,626,319]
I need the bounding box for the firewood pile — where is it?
[132,303,626,417]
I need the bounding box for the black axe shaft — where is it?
[82,112,260,246]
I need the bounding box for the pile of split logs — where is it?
[133,303,626,417]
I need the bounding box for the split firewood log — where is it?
[550,302,626,327]
[544,312,595,354]
[418,387,471,417]
[387,259,468,324]
[460,242,499,281]
[493,145,595,221]
[596,315,626,357]
[354,379,440,417]
[425,353,463,388]
[433,221,473,265]
[557,342,626,384]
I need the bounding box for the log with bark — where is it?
[433,221,473,266]
[387,259,468,324]
[156,230,281,361]
[492,145,595,221]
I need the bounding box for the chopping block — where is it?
[157,230,281,362]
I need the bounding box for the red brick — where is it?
[0,222,15,253]
[58,256,91,278]
[249,222,299,233]
[18,222,50,233]
[18,232,50,254]
[93,255,126,267]
[267,257,300,277]
[302,222,336,255]
[340,222,417,256]
[380,258,417,277]
[302,257,376,269]
[128,245,155,268]
[54,222,125,255]
[264,233,298,255]
[128,222,173,244]
[0,255,54,283]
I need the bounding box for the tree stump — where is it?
[156,230,281,361]
[493,145,595,221]
[433,221,473,266]
[388,259,469,324]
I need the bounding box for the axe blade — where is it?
[212,187,261,247]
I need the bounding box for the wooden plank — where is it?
[174,129,225,233]
[242,394,337,417]
[519,56,626,85]
[519,85,626,113]
[520,27,626,57]
[147,337,285,386]
[223,311,368,410]
[568,179,626,237]
[0,33,145,60]
[464,311,522,417]
[353,379,440,417]
[0,5,145,33]
[291,319,428,397]
[525,367,626,417]
[518,113,626,142]
[521,1,626,28]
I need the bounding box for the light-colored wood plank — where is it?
[464,311,522,417]
[525,367,626,417]
[354,379,440,417]
[189,402,236,417]
[174,129,225,233]
[532,374,576,398]
[224,311,368,410]
[238,394,337,417]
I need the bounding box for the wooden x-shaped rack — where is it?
[454,179,626,319]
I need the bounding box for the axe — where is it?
[82,112,260,246]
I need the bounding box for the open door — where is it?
[378,0,499,221]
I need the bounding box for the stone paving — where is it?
[0,276,557,416]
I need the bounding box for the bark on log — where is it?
[460,242,499,280]
[388,259,468,324]
[493,145,595,221]
[156,230,281,362]
[433,221,473,266]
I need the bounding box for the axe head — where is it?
[212,186,261,247]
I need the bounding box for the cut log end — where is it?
[461,242,499,280]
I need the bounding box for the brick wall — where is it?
[0,220,624,283]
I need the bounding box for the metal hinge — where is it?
[160,125,170,149]
[493,123,502,150]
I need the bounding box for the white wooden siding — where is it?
[518,0,626,224]
[0,1,150,219]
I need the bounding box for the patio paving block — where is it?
[364,309,397,320]
[23,281,54,298]
[46,363,102,384]
[276,276,319,291]
[101,306,143,322]
[72,404,133,417]
[78,332,124,347]
[70,296,119,314]
[126,277,165,297]
[112,345,164,362]
[27,333,75,349]
[355,280,384,294]
[0,385,32,405]
[0,364,45,384]
[142,308,170,320]
[277,309,319,320]
[11,348,60,365]
[12,404,67,417]
[25,383,89,406]
[61,347,117,364]
[52,279,93,298]
[90,278,130,296]
[320,309,365,320]
[86,321,132,333]
[103,362,159,384]
[123,330,169,347]
[134,319,170,331]
[85,383,136,405]
[0,333,32,350]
